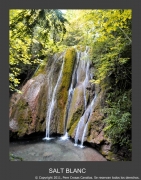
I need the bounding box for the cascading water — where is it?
[43,56,65,140]
[74,95,97,147]
[76,47,90,111]
[73,47,95,147]
[10,46,107,159]
[74,115,85,146]
[43,46,96,146]
[83,61,90,110]
[80,121,88,148]
[60,52,81,141]
[80,95,97,148]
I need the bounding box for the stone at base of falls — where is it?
[43,152,52,158]
[28,152,36,156]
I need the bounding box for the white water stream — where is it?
[44,47,96,146]
[43,57,65,140]
[74,95,97,147]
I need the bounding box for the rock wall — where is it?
[9,48,76,137]
[9,74,47,137]
[9,47,129,161]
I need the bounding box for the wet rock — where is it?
[29,152,36,156]
[100,144,112,156]
[93,131,104,144]
[67,84,84,138]
[9,119,18,131]
[9,47,128,161]
[55,48,76,134]
[43,152,52,158]
[9,74,47,137]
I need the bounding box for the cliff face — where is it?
[9,47,128,161]
[9,48,76,137]
[9,74,47,137]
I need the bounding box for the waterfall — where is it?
[74,95,97,147]
[43,57,65,140]
[74,115,85,146]
[60,131,69,140]
[80,121,88,148]
[10,46,100,148]
[73,47,94,146]
[74,106,90,147]
[76,48,90,111]
[60,52,81,140]
[43,46,95,144]
[80,95,97,148]
[83,61,90,110]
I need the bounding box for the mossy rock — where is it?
[68,119,80,137]
[33,60,47,77]
[105,151,119,161]
[67,84,84,131]
[13,98,33,137]
[56,48,76,134]
[9,153,23,161]
[35,83,48,132]
[9,73,47,137]
[76,45,86,52]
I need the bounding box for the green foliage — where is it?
[83,9,132,151]
[103,91,131,149]
[9,9,67,92]
[62,10,89,46]
[90,36,131,90]
[33,59,47,77]
[63,10,132,152]
[9,153,23,161]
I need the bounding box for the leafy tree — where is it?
[64,9,132,152]
[9,9,67,92]
[88,9,132,151]
[62,10,93,46]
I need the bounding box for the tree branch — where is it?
[118,27,132,44]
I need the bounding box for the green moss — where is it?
[87,135,92,142]
[33,60,47,77]
[36,121,42,132]
[17,108,32,137]
[87,121,91,136]
[76,45,86,52]
[36,84,47,131]
[9,153,23,161]
[66,85,84,132]
[56,48,76,133]
[11,98,27,118]
[18,123,28,137]
[10,105,17,119]
[105,151,118,161]
[13,98,33,137]
[10,81,48,136]
[67,108,82,131]
[68,119,79,136]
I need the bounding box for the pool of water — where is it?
[9,137,107,161]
